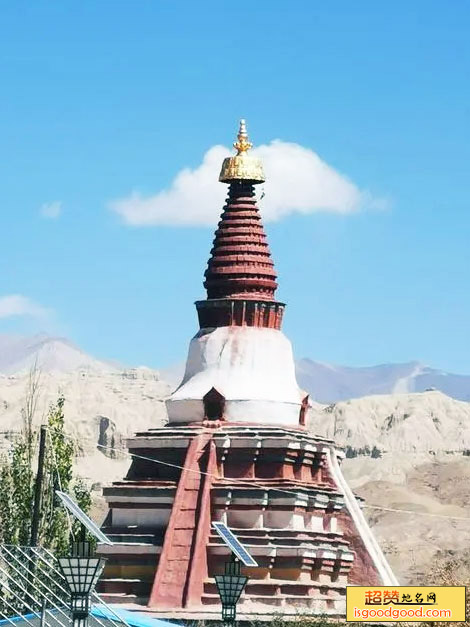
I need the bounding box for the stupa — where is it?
[99,121,397,619]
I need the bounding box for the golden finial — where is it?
[233,119,252,154]
[219,119,265,184]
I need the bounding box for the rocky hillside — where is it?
[0,368,170,486]
[308,392,470,583]
[1,333,470,584]
[344,454,470,584]
[309,390,470,453]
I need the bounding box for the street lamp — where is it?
[58,541,106,627]
[215,557,248,625]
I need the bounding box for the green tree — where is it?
[40,394,93,552]
[0,456,16,543]
[0,434,35,545]
[371,445,382,458]
[0,367,37,546]
[0,389,92,552]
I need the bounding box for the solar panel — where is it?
[212,521,258,567]
[56,490,114,545]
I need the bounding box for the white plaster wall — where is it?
[167,326,305,426]
[264,510,297,529]
[325,448,399,586]
[168,398,301,425]
[226,509,263,529]
[112,507,170,528]
[310,515,328,533]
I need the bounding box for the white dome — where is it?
[167,326,305,425]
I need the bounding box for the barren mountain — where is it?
[308,392,470,582]
[343,454,470,584]
[1,333,470,583]
[309,390,470,453]
[297,358,470,403]
[0,334,117,374]
[0,368,170,486]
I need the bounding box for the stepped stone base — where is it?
[99,424,396,616]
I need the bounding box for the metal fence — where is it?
[0,545,129,627]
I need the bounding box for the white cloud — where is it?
[40,201,62,219]
[0,295,50,320]
[110,140,383,227]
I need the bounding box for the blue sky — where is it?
[1,1,470,372]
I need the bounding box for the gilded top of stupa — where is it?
[219,119,265,184]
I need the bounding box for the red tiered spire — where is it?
[195,120,285,330]
[204,182,278,300]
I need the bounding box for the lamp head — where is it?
[58,541,106,619]
[214,558,248,624]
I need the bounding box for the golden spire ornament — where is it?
[219,119,265,184]
[234,119,252,153]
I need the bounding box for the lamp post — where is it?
[215,556,248,625]
[58,540,106,627]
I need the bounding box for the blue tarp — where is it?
[91,605,181,627]
[0,616,36,625]
[0,606,182,627]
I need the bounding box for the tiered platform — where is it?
[98,424,382,615]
